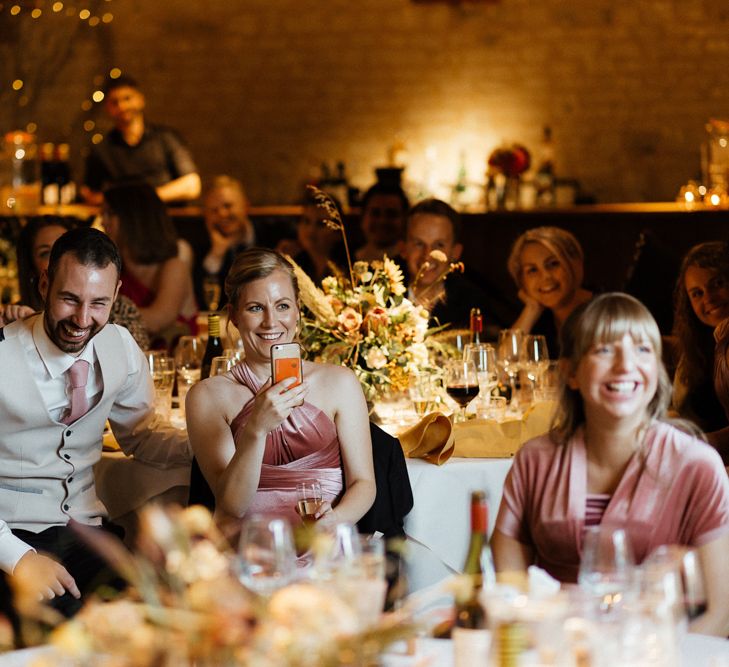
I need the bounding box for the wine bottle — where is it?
[55,143,76,204]
[200,313,224,380]
[453,490,492,667]
[469,307,483,345]
[40,143,58,206]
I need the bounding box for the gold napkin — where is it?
[398,412,455,465]
[453,400,557,458]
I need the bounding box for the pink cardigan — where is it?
[495,422,729,583]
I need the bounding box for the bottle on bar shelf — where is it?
[55,143,76,205]
[452,489,493,667]
[200,313,224,380]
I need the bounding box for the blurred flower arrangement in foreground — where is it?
[17,505,415,667]
[292,187,462,403]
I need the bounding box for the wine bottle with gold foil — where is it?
[469,307,483,346]
[453,490,492,666]
[200,313,224,380]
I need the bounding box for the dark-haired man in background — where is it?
[0,227,190,618]
[81,74,201,205]
[400,198,514,334]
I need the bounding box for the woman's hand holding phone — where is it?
[247,376,308,436]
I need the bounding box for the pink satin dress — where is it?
[229,362,344,527]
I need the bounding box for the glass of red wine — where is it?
[444,358,479,423]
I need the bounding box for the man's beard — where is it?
[44,313,103,354]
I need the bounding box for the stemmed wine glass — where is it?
[174,335,204,417]
[464,343,498,406]
[497,329,523,407]
[578,526,636,614]
[522,334,549,389]
[444,358,479,423]
[237,515,297,597]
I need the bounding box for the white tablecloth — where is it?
[4,634,727,666]
[403,457,513,592]
[382,634,729,666]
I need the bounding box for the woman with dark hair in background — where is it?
[0,216,149,349]
[102,183,197,348]
[672,241,729,434]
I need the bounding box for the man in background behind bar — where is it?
[81,74,201,205]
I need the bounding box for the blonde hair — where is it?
[550,292,672,444]
[507,226,584,290]
[224,247,299,311]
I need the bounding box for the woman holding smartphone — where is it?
[186,247,375,540]
[492,293,729,636]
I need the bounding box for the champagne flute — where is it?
[174,335,203,417]
[578,526,636,614]
[497,329,523,407]
[237,515,297,597]
[522,334,549,388]
[444,358,479,423]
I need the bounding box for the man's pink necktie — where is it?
[62,359,90,425]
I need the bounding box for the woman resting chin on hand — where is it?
[185,248,375,543]
[491,293,729,637]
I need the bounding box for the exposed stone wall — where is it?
[2,0,729,204]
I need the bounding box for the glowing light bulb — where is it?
[11,79,23,91]
[92,90,105,103]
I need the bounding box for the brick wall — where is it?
[2,0,729,205]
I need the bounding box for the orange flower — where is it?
[337,307,363,335]
[364,306,389,335]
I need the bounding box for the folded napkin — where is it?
[398,400,558,464]
[398,412,455,465]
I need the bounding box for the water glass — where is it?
[476,395,507,421]
[681,548,708,621]
[237,515,297,597]
[147,352,175,421]
[534,360,561,402]
[578,526,636,614]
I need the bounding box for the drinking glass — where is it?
[147,353,175,421]
[640,545,689,629]
[464,343,498,405]
[296,480,322,525]
[444,358,479,423]
[408,370,437,417]
[174,335,203,417]
[522,334,549,388]
[578,526,636,614]
[202,275,222,312]
[209,355,233,377]
[497,329,523,407]
[237,516,297,597]
[681,549,708,621]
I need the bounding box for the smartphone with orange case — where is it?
[270,342,303,388]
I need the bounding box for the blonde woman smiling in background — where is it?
[507,226,593,355]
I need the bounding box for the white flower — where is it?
[321,276,338,293]
[365,347,388,369]
[408,342,429,368]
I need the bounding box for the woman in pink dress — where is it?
[186,248,375,540]
[492,292,729,636]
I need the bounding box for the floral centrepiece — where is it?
[18,505,414,667]
[293,256,431,403]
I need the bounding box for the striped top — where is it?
[585,494,611,527]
